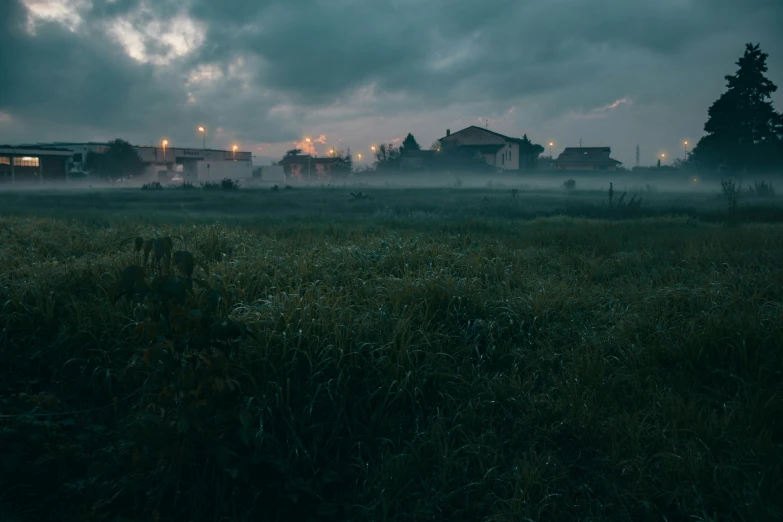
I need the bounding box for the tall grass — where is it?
[0,215,781,521]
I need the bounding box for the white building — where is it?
[30,142,253,182]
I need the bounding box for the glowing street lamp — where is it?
[198,126,206,149]
[357,153,362,160]
[371,145,377,153]
[683,140,689,161]
[232,144,238,161]
[305,137,312,179]
[162,139,168,165]
[549,142,554,158]
[329,149,335,156]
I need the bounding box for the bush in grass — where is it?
[203,178,240,190]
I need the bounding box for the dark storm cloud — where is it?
[1,0,782,158]
[181,0,782,116]
[0,0,296,145]
[184,0,738,102]
[0,0,171,122]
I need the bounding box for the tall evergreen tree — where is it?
[399,133,421,155]
[690,43,783,172]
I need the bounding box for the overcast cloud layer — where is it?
[1,0,782,166]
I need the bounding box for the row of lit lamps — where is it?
[305,140,692,161]
[543,141,690,160]
[304,137,346,159]
[659,141,690,161]
[304,137,373,160]
[304,139,429,161]
[159,126,240,162]
[164,132,690,163]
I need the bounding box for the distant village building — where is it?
[277,154,340,181]
[553,147,622,171]
[438,126,517,170]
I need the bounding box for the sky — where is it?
[1,0,782,167]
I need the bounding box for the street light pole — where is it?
[198,127,206,149]
[549,142,554,159]
[683,141,688,162]
[305,137,312,181]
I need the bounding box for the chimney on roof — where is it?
[446,129,450,137]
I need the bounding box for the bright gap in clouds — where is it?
[106,7,206,66]
[567,97,633,119]
[23,0,206,65]
[22,0,88,34]
[602,97,632,111]
[187,64,224,86]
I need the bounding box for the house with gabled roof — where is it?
[436,126,543,170]
[553,147,622,170]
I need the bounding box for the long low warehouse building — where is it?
[0,146,74,184]
[21,142,254,183]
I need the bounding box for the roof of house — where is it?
[554,147,622,164]
[438,126,526,143]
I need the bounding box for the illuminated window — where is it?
[0,156,9,165]
[14,157,40,167]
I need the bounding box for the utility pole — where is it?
[635,145,640,167]
[485,119,489,129]
[579,139,582,148]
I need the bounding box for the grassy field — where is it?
[1,186,782,521]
